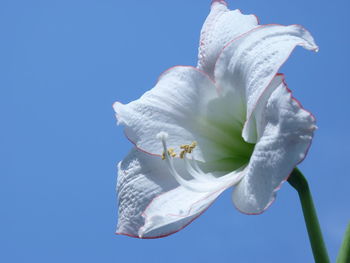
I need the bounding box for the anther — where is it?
[168,148,176,158]
[161,148,176,160]
[179,141,197,158]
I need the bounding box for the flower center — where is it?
[156,131,245,193]
[192,95,255,173]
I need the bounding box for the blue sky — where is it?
[2,0,349,262]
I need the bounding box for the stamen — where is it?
[156,132,244,193]
[162,148,176,160]
[179,141,197,158]
[157,132,177,160]
[183,152,218,182]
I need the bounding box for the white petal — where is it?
[140,167,246,238]
[114,66,253,166]
[139,186,224,238]
[113,66,217,161]
[117,147,240,238]
[214,24,318,143]
[116,148,178,237]
[245,74,286,141]
[198,0,258,77]
[232,81,316,214]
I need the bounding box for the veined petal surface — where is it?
[114,66,254,166]
[139,185,225,238]
[117,147,239,238]
[113,66,217,161]
[114,1,319,237]
[116,148,177,237]
[198,0,258,77]
[232,80,316,214]
[214,24,318,143]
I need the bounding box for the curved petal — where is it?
[113,66,217,161]
[232,80,316,214]
[198,0,258,77]
[116,148,178,237]
[245,74,286,140]
[139,185,224,238]
[214,24,318,143]
[114,66,253,166]
[116,147,239,238]
[140,168,246,238]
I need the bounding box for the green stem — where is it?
[337,222,350,263]
[288,168,330,263]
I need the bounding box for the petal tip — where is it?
[112,101,121,111]
[232,188,277,216]
[115,231,143,239]
[112,101,124,125]
[211,0,228,7]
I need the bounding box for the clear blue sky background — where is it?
[2,0,349,262]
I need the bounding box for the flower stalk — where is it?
[337,222,350,263]
[288,168,330,263]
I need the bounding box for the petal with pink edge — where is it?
[214,24,318,143]
[113,66,250,164]
[116,147,240,238]
[116,148,178,237]
[198,0,258,77]
[232,80,316,214]
[113,66,217,161]
[139,185,225,238]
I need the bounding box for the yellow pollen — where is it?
[161,142,197,160]
[162,148,177,160]
[179,151,186,159]
[168,148,177,157]
[179,141,197,159]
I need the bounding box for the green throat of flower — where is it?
[156,122,253,193]
[198,117,255,173]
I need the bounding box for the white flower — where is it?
[113,0,318,239]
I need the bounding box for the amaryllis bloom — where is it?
[113,0,318,239]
